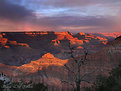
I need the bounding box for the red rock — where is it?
[9,41,17,45]
[18,43,29,47]
[4,45,10,48]
[18,53,68,73]
[101,32,121,38]
[0,38,8,46]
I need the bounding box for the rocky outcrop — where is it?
[0,38,8,48]
[0,36,121,91]
[92,32,121,40]
[18,53,68,73]
[0,31,118,65]
[0,32,120,91]
[75,32,108,44]
[0,33,30,48]
[101,32,121,38]
[52,31,84,46]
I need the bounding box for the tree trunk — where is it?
[76,82,80,91]
[76,64,81,91]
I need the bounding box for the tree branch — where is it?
[64,64,77,80]
[68,41,77,63]
[80,71,95,80]
[61,80,75,89]
[81,80,91,84]
[83,48,88,61]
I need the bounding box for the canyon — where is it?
[0,31,121,91]
[0,31,118,66]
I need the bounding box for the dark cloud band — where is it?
[0,0,34,21]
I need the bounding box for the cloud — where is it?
[11,0,121,18]
[14,0,121,9]
[0,14,121,32]
[36,16,114,27]
[9,15,119,32]
[0,0,34,21]
[0,0,121,33]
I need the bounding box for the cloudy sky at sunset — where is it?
[0,0,121,33]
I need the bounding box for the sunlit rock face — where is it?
[25,31,49,35]
[0,31,118,66]
[0,36,121,91]
[42,53,55,58]
[18,53,68,73]
[92,32,121,41]
[75,32,108,44]
[0,31,109,63]
[0,33,29,48]
[52,31,84,46]
[74,32,108,54]
[101,32,121,38]
[0,33,8,48]
[0,38,8,48]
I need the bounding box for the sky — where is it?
[0,0,121,33]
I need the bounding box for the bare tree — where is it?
[62,41,93,91]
